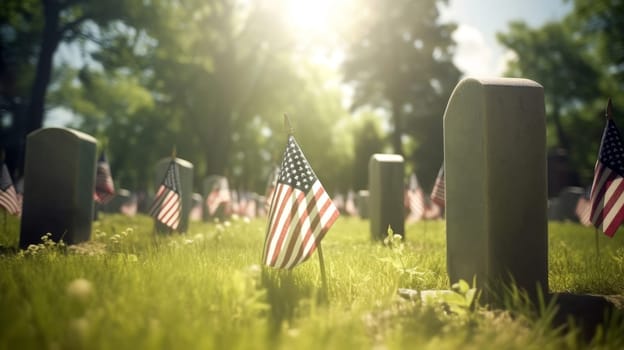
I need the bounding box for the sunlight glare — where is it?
[284,0,352,42]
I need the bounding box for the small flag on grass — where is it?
[94,152,115,204]
[431,165,445,207]
[0,162,20,216]
[263,135,339,269]
[149,159,181,230]
[206,177,231,216]
[589,100,624,237]
[264,166,280,213]
[405,173,425,221]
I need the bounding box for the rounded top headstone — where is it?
[457,77,543,89]
[27,127,97,143]
[157,157,193,169]
[371,154,404,163]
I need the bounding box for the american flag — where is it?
[206,177,231,216]
[589,116,624,237]
[94,152,115,204]
[430,166,445,207]
[264,166,280,213]
[0,163,20,216]
[149,159,181,230]
[405,173,425,221]
[263,135,340,269]
[575,196,592,227]
[344,190,358,217]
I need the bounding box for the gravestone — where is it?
[19,128,97,248]
[547,198,562,221]
[444,77,548,300]
[368,154,405,240]
[190,193,203,221]
[556,186,586,222]
[155,157,193,233]
[203,175,230,221]
[101,188,132,213]
[357,190,369,219]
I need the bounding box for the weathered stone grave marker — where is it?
[357,190,369,219]
[190,192,203,221]
[368,154,405,240]
[203,175,230,221]
[19,128,97,248]
[556,186,586,222]
[154,157,193,233]
[444,77,548,299]
[102,188,131,213]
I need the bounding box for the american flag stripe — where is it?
[291,187,338,268]
[590,165,624,232]
[0,163,20,216]
[271,191,309,268]
[0,185,20,215]
[591,174,624,236]
[276,184,328,268]
[159,190,180,226]
[266,185,294,243]
[266,187,302,266]
[265,181,338,269]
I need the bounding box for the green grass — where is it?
[1,214,624,349]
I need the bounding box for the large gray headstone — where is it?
[444,77,548,300]
[368,154,405,240]
[19,128,97,248]
[155,157,193,233]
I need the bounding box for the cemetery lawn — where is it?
[1,215,624,349]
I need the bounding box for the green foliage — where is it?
[341,0,461,186]
[497,0,624,185]
[1,217,624,349]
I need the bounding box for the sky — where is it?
[441,0,573,77]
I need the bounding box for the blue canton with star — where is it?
[277,136,318,192]
[600,119,624,177]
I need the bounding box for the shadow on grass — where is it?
[261,268,324,338]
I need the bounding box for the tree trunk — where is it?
[390,97,404,155]
[25,0,62,135]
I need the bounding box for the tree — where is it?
[49,0,354,192]
[497,21,601,152]
[0,0,155,175]
[340,0,460,185]
[351,113,386,191]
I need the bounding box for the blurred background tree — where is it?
[498,0,623,185]
[5,0,618,196]
[341,0,460,188]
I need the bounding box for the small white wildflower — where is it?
[184,239,193,245]
[223,221,231,228]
